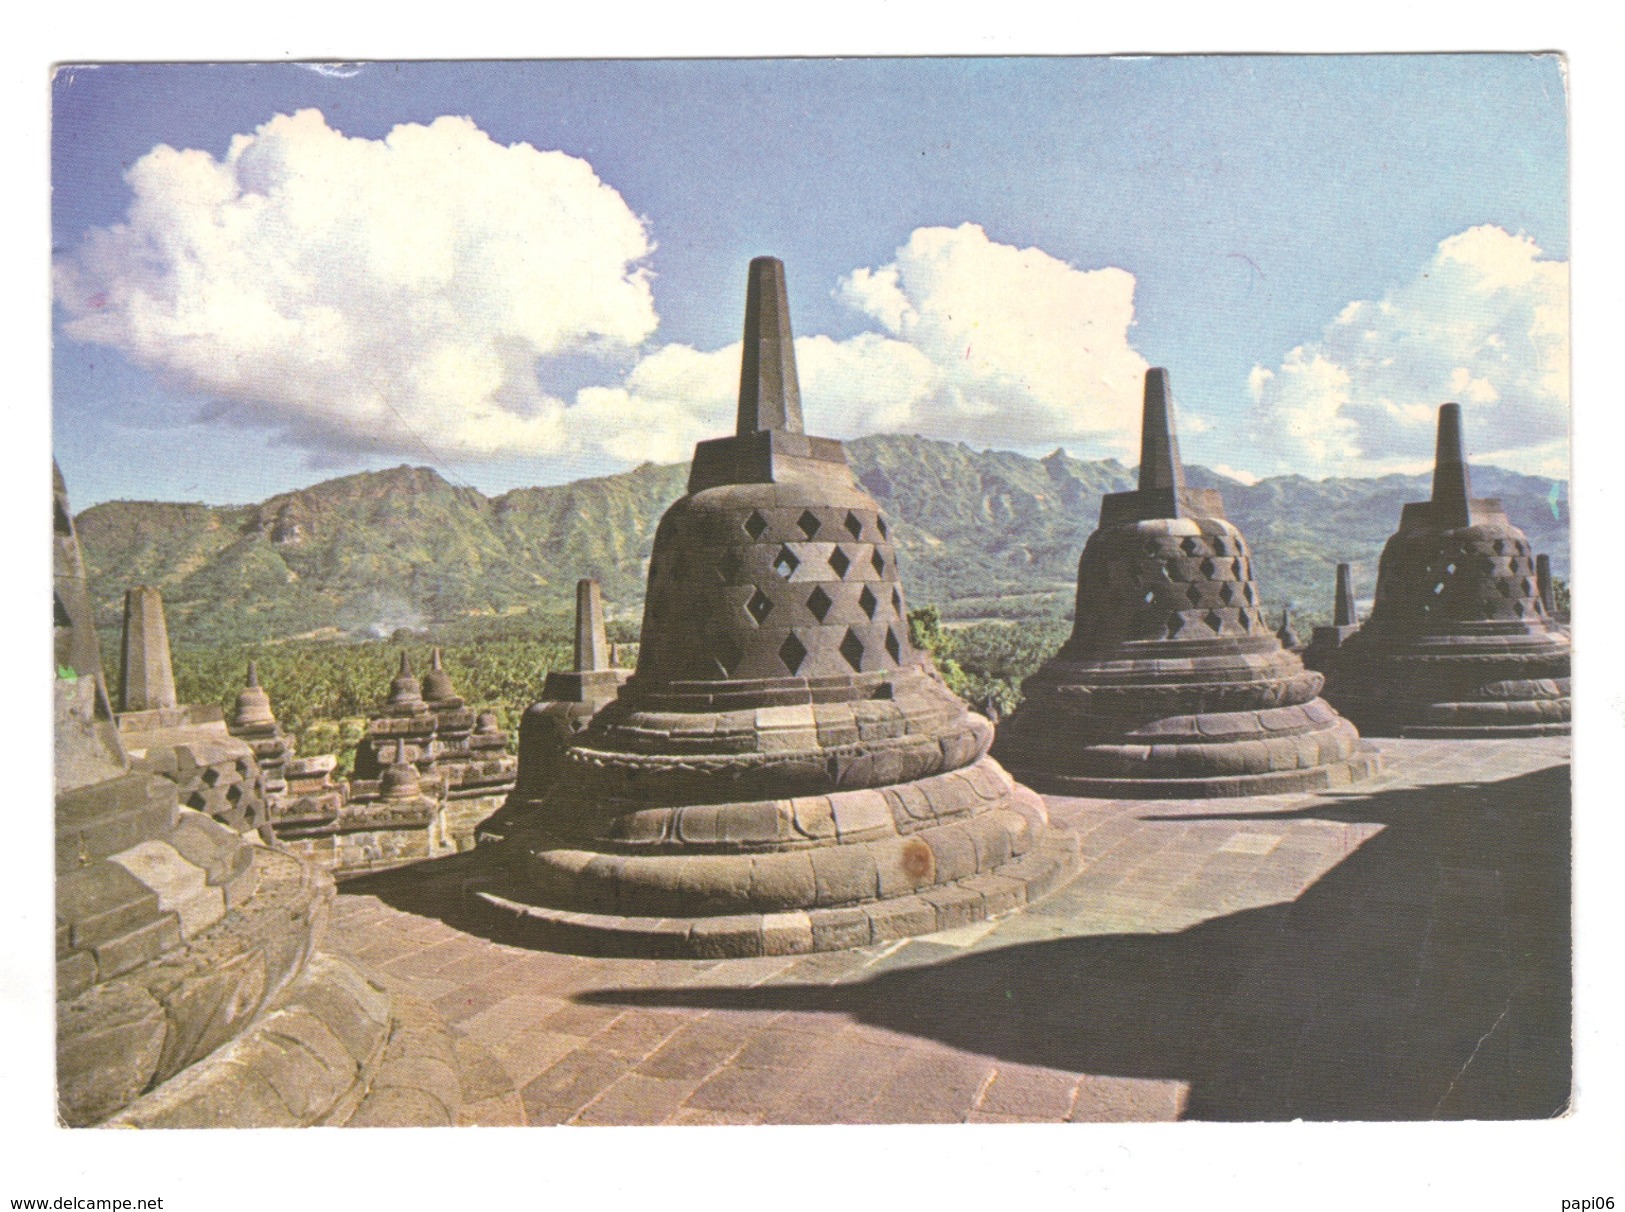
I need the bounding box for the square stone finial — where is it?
[1334,562,1358,628]
[1536,553,1557,615]
[1430,403,1473,528]
[119,585,178,713]
[574,579,610,673]
[736,256,804,438]
[1138,367,1187,500]
[1097,367,1225,525]
[685,257,850,494]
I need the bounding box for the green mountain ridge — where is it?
[75,433,1570,646]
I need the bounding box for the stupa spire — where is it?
[1430,403,1473,527]
[735,256,804,436]
[1334,563,1358,627]
[1536,553,1557,616]
[1138,367,1186,498]
[118,586,178,713]
[574,579,609,673]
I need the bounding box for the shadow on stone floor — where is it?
[569,763,1572,1121]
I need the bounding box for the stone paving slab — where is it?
[330,736,1571,1125]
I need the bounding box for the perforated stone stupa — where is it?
[1303,562,1362,672]
[478,257,1078,956]
[993,368,1378,797]
[1318,404,1570,736]
[512,578,630,802]
[112,587,268,836]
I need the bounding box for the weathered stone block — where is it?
[688,915,765,958]
[790,796,836,840]
[748,851,818,909]
[865,896,938,942]
[811,845,879,906]
[91,912,182,981]
[58,861,161,952]
[809,906,872,951]
[760,910,815,955]
[830,789,892,841]
[925,827,978,884]
[57,982,166,1126]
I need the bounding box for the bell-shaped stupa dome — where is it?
[994,368,1378,796]
[479,257,1077,956]
[1319,404,1570,735]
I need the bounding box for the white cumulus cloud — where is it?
[54,108,657,462]
[832,223,1150,454]
[1249,225,1569,477]
[560,224,1151,466]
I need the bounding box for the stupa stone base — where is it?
[996,641,1381,800]
[1328,651,1570,738]
[1020,747,1383,798]
[102,952,509,1129]
[57,832,331,1126]
[472,755,1079,957]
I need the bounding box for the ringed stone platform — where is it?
[475,257,1077,957]
[994,368,1378,798]
[1318,404,1570,737]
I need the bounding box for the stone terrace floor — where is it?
[331,736,1571,1125]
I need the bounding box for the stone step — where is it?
[57,860,164,953]
[55,772,177,873]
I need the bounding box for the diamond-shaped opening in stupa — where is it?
[779,633,808,674]
[876,516,890,539]
[844,511,864,540]
[884,628,902,662]
[1219,583,1237,604]
[798,510,821,539]
[871,550,886,576]
[1186,584,1203,605]
[892,587,904,615]
[1204,609,1225,633]
[859,586,879,619]
[744,511,769,540]
[839,630,865,671]
[1182,537,1203,556]
[1200,557,1218,579]
[828,547,851,578]
[746,589,774,624]
[806,585,834,622]
[773,546,801,578]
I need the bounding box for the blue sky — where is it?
[51,56,1570,506]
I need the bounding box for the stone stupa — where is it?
[477,257,1078,956]
[1302,562,1362,672]
[1318,403,1570,736]
[511,578,630,802]
[993,368,1379,796]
